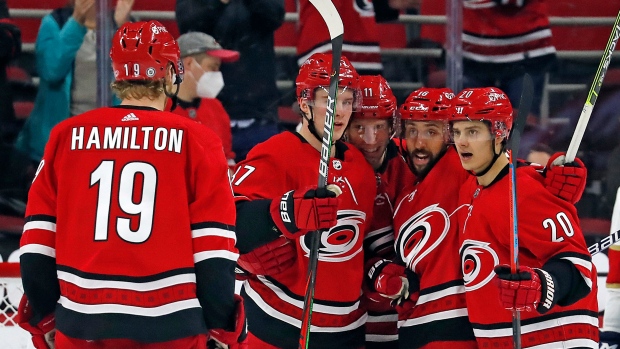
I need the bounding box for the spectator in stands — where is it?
[0,0,21,146]
[175,0,285,162]
[172,31,240,168]
[0,0,23,216]
[527,142,553,165]
[297,0,383,75]
[14,0,134,164]
[461,0,556,127]
[607,144,620,215]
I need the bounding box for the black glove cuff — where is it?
[277,190,298,234]
[535,268,558,314]
[405,268,420,294]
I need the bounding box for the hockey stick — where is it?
[588,187,620,256]
[589,229,620,256]
[507,73,534,349]
[565,10,620,162]
[299,1,343,348]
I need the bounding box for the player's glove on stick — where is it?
[366,258,420,307]
[599,330,620,349]
[237,236,296,276]
[17,295,56,349]
[270,185,341,239]
[544,152,587,204]
[208,295,248,349]
[494,264,558,314]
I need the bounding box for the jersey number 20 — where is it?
[90,160,156,243]
[543,212,575,243]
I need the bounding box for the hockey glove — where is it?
[207,295,248,349]
[269,185,341,239]
[366,258,419,306]
[544,152,587,204]
[494,264,558,314]
[492,0,527,7]
[17,295,56,349]
[599,330,620,349]
[237,236,296,276]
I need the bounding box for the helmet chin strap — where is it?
[164,67,182,111]
[474,140,504,177]
[303,106,338,145]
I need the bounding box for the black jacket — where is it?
[176,0,285,122]
[0,0,21,144]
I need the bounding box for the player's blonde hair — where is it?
[110,79,166,101]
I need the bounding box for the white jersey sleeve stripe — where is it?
[191,227,236,242]
[193,250,239,263]
[23,221,57,233]
[20,244,56,258]
[398,308,469,328]
[560,256,593,289]
[561,256,592,271]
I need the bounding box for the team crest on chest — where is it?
[300,210,366,262]
[395,203,449,272]
[460,239,499,291]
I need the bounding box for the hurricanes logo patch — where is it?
[460,239,499,291]
[395,204,449,271]
[300,210,366,262]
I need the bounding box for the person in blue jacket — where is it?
[14,0,133,163]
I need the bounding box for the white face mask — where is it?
[196,71,225,98]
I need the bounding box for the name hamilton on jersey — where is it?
[70,126,183,153]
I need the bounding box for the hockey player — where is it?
[230,52,376,348]
[367,87,479,349]
[600,192,620,348]
[343,75,414,348]
[451,87,599,348]
[18,21,245,349]
[601,243,620,348]
[366,87,590,349]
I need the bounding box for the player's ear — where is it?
[165,63,175,85]
[495,135,505,152]
[299,99,310,114]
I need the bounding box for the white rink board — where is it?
[0,326,34,349]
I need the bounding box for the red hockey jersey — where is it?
[457,165,599,348]
[392,147,477,348]
[231,131,376,348]
[361,140,415,345]
[364,140,415,259]
[297,0,383,73]
[168,97,235,163]
[462,0,555,64]
[20,106,238,344]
